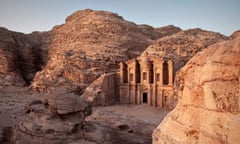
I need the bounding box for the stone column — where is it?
[128,60,137,84]
[127,84,130,104]
[168,60,173,86]
[159,61,164,86]
[130,84,136,104]
[140,57,151,84]
[133,60,137,84]
[157,88,163,108]
[153,67,156,84]
[119,62,124,83]
[148,85,152,106]
[127,65,130,84]
[137,85,141,104]
[152,84,156,107]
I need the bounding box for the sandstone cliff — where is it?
[0,28,49,87]
[81,28,228,107]
[31,9,181,92]
[142,28,228,72]
[152,38,240,144]
[231,30,240,39]
[82,72,119,106]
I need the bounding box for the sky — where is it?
[0,0,239,36]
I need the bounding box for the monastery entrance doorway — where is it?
[143,93,148,103]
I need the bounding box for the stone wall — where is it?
[82,72,119,106]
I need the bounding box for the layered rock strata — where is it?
[13,92,153,144]
[0,27,49,87]
[82,72,119,106]
[143,28,228,72]
[31,9,181,92]
[83,29,228,107]
[152,38,240,144]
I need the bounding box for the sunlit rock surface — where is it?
[153,38,240,144]
[31,9,181,92]
[143,28,228,72]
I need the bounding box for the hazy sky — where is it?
[0,0,239,35]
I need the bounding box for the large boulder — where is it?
[14,96,154,144]
[152,38,240,144]
[44,91,88,115]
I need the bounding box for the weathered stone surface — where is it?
[143,28,228,72]
[86,108,157,144]
[31,9,181,92]
[14,103,92,144]
[152,38,240,144]
[0,27,49,87]
[82,72,119,106]
[0,28,26,86]
[44,91,88,115]
[1,88,167,144]
[1,10,227,95]
[13,98,154,144]
[82,29,227,108]
[231,30,240,39]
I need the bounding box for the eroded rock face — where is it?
[44,91,88,115]
[0,28,26,87]
[0,27,49,87]
[143,28,228,72]
[86,109,156,144]
[13,93,153,144]
[31,9,181,92]
[231,30,240,39]
[82,29,228,107]
[152,38,240,144]
[82,72,119,106]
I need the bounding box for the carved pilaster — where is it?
[168,60,173,86]
[119,62,124,83]
[159,61,164,86]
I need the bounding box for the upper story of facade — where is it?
[119,53,174,86]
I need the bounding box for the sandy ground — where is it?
[93,105,170,125]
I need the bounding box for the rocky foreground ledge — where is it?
[8,91,165,144]
[152,37,240,144]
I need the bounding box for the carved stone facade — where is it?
[119,53,174,108]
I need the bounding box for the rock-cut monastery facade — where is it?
[119,53,175,108]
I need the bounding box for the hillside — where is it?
[30,9,181,92]
[0,28,49,87]
[142,28,228,72]
[0,9,230,94]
